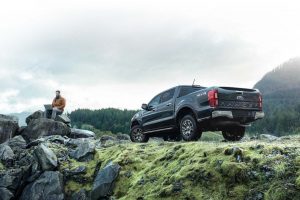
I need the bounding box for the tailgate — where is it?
[217,87,261,110]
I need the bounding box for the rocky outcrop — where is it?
[20,171,64,200]
[22,118,71,142]
[91,162,121,200]
[70,128,95,139]
[0,115,19,144]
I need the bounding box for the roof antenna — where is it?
[192,78,196,86]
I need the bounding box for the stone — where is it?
[0,115,19,144]
[259,134,278,141]
[0,168,24,191]
[71,189,89,200]
[25,110,44,125]
[0,187,14,200]
[22,118,70,142]
[33,144,57,171]
[20,171,64,200]
[116,133,130,140]
[70,128,95,139]
[0,144,14,167]
[69,140,95,161]
[7,135,27,151]
[91,162,121,200]
[55,115,71,124]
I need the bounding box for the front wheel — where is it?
[222,126,245,141]
[180,115,202,141]
[130,125,149,143]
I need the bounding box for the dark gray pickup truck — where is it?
[130,85,264,142]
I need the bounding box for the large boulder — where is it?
[70,128,95,139]
[91,162,121,200]
[20,171,64,200]
[69,140,95,161]
[25,111,44,125]
[0,115,19,144]
[33,144,57,171]
[22,118,70,142]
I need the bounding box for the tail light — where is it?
[258,94,263,110]
[208,89,218,108]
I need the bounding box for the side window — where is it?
[148,95,161,108]
[160,89,175,103]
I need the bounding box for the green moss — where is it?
[56,136,300,199]
[64,180,92,195]
[0,162,4,170]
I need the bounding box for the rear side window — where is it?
[160,89,175,103]
[178,86,202,97]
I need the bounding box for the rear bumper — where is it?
[211,110,264,120]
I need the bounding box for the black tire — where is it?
[222,126,245,141]
[130,125,149,143]
[179,114,202,141]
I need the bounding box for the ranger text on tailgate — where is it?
[130,85,264,142]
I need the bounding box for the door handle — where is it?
[166,103,172,106]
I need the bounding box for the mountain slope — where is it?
[249,58,300,136]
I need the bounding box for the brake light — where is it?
[208,89,218,108]
[258,94,263,110]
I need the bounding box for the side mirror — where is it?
[141,103,148,110]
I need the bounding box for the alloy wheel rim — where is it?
[132,128,144,142]
[181,119,194,137]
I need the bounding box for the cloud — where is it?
[0,0,300,113]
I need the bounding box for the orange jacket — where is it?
[52,96,66,111]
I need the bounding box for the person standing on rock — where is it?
[51,90,66,119]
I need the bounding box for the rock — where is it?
[20,171,64,200]
[22,118,70,142]
[100,135,115,143]
[0,187,14,200]
[116,133,130,141]
[71,189,89,200]
[91,162,121,200]
[25,110,44,125]
[259,134,278,141]
[70,128,95,139]
[69,140,95,161]
[55,115,71,125]
[0,144,14,167]
[0,168,24,191]
[0,115,19,144]
[33,144,57,171]
[7,135,27,151]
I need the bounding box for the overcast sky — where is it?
[1,0,300,113]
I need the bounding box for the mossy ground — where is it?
[60,135,300,200]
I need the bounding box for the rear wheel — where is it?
[222,126,245,141]
[180,115,202,141]
[130,125,149,143]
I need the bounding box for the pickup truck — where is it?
[130,85,264,142]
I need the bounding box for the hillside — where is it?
[249,58,300,136]
[254,58,300,97]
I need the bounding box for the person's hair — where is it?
[56,90,61,94]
